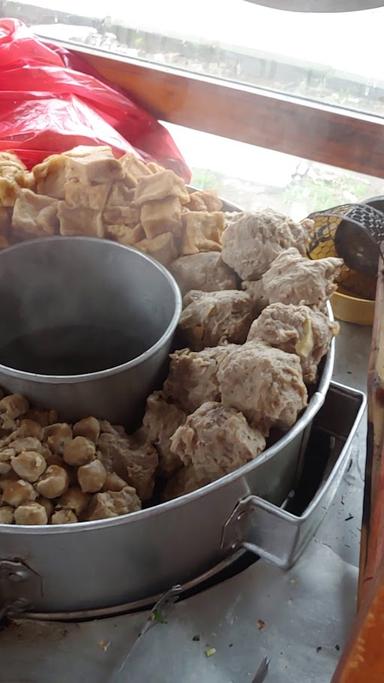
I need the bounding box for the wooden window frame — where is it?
[61,41,384,179]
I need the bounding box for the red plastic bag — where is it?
[0,19,190,180]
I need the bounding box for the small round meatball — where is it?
[103,472,127,492]
[0,414,17,432]
[25,409,58,427]
[77,459,107,493]
[0,506,14,524]
[36,465,69,499]
[86,486,141,521]
[15,419,43,440]
[45,423,73,455]
[2,479,37,506]
[43,450,63,467]
[63,437,96,467]
[73,417,100,443]
[0,394,29,419]
[9,437,44,455]
[0,462,10,475]
[58,487,90,516]
[51,509,78,524]
[0,448,15,476]
[37,497,54,520]
[11,451,47,483]
[14,503,48,525]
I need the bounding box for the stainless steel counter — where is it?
[0,322,370,683]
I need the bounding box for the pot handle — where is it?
[221,382,366,570]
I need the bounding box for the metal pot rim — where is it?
[0,236,182,384]
[0,304,334,534]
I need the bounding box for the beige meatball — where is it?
[86,486,141,521]
[218,342,308,433]
[43,450,64,467]
[45,423,73,454]
[179,289,254,351]
[162,465,208,502]
[221,209,308,280]
[51,509,78,524]
[11,451,47,483]
[247,303,339,383]
[0,506,14,524]
[37,497,54,519]
[36,465,69,499]
[77,459,107,493]
[25,409,58,427]
[14,502,48,525]
[0,461,10,475]
[0,448,15,475]
[0,413,17,432]
[103,472,128,492]
[63,436,96,467]
[141,391,186,476]
[73,417,100,443]
[0,394,29,419]
[2,479,37,506]
[164,345,237,413]
[171,402,266,483]
[262,248,343,309]
[15,419,43,440]
[57,487,90,516]
[8,437,45,455]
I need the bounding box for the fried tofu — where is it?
[134,170,189,206]
[32,154,67,199]
[12,189,59,237]
[0,153,34,207]
[107,223,144,246]
[136,232,177,265]
[181,211,225,255]
[64,179,111,211]
[66,147,122,184]
[120,153,152,187]
[58,202,104,238]
[187,190,223,212]
[140,196,182,239]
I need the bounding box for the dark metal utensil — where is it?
[308,202,384,278]
[335,204,384,277]
[252,657,270,682]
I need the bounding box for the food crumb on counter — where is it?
[257,619,266,630]
[205,647,216,657]
[151,609,167,624]
[192,634,201,642]
[98,640,111,652]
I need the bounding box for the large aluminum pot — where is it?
[0,237,181,426]
[0,332,334,614]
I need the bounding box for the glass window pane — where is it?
[163,122,384,219]
[4,0,384,116]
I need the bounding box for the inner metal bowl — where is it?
[0,237,182,427]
